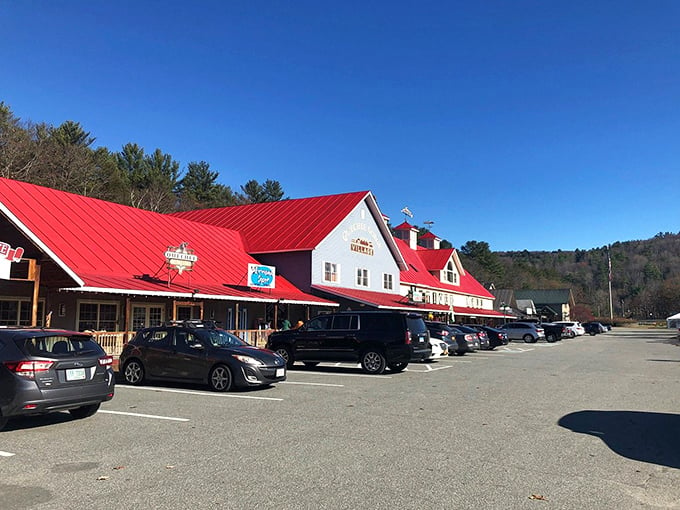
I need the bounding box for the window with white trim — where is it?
[324,262,340,283]
[382,273,394,291]
[356,268,369,287]
[444,261,456,283]
[77,300,119,331]
[0,298,45,326]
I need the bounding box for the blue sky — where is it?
[1,1,678,252]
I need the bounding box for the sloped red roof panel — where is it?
[312,285,451,313]
[453,306,506,318]
[173,191,369,253]
[417,248,454,271]
[394,238,494,299]
[0,178,333,305]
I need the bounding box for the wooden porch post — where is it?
[235,303,240,329]
[28,260,40,327]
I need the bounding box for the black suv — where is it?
[266,311,431,374]
[0,328,115,431]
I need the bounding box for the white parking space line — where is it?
[99,410,189,422]
[280,381,344,387]
[405,365,452,372]
[292,370,392,379]
[0,451,16,457]
[498,347,535,353]
[116,385,283,401]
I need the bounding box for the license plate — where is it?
[66,368,86,381]
[276,368,285,377]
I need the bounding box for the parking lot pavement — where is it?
[3,328,680,510]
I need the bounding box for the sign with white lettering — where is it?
[0,241,23,280]
[165,243,198,274]
[248,264,276,288]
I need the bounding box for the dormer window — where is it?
[444,261,456,283]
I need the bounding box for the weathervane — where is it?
[400,207,413,220]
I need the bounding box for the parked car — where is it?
[267,311,431,374]
[583,322,607,335]
[554,321,586,337]
[498,322,546,343]
[454,324,489,350]
[0,328,115,431]
[539,322,565,343]
[425,321,472,356]
[427,337,449,360]
[473,325,509,349]
[120,320,286,391]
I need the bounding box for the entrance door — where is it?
[131,304,165,330]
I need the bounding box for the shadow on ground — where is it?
[558,410,680,469]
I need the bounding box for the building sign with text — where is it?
[165,243,198,274]
[248,264,276,289]
[0,241,24,280]
[350,238,374,256]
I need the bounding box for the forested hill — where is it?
[457,233,680,320]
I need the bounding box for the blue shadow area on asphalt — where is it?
[558,410,680,469]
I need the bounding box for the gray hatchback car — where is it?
[0,328,115,431]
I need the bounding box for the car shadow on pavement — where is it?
[558,410,680,469]
[3,412,75,432]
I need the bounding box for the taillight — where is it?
[4,360,54,379]
[441,330,449,336]
[465,334,474,341]
[404,330,411,345]
[98,356,113,366]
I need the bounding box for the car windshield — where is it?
[200,329,248,348]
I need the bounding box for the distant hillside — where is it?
[457,233,680,320]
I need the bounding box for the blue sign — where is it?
[248,264,276,288]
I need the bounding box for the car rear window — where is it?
[17,335,104,357]
[359,315,401,334]
[406,316,427,334]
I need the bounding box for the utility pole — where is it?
[607,245,613,320]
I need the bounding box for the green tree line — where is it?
[0,102,285,212]
[458,235,680,321]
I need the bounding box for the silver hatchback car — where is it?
[0,328,115,431]
[498,322,546,343]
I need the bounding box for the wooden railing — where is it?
[92,329,274,357]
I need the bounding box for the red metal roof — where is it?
[394,239,494,299]
[453,306,506,319]
[417,248,454,272]
[173,191,370,254]
[312,285,452,313]
[0,178,333,305]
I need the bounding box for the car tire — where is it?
[546,333,556,343]
[523,334,534,343]
[303,361,319,367]
[274,346,294,369]
[69,403,100,420]
[387,361,408,372]
[209,364,233,392]
[123,359,145,385]
[360,349,386,375]
[569,331,576,338]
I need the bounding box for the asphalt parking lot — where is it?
[2,328,680,510]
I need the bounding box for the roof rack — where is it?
[165,320,221,329]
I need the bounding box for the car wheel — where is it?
[303,361,319,367]
[387,361,408,372]
[546,333,556,343]
[569,331,576,338]
[69,403,100,420]
[123,359,145,385]
[209,364,233,392]
[523,334,534,343]
[360,349,386,375]
[274,346,294,369]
